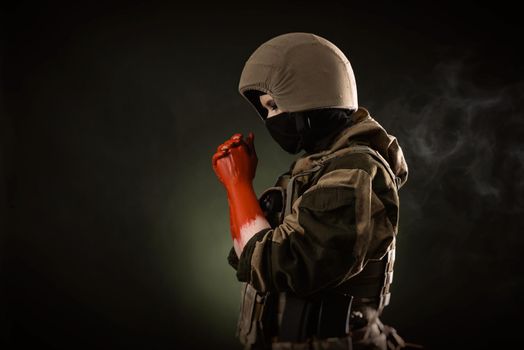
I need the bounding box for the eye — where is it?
[268,101,278,111]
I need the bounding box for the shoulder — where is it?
[315,148,395,193]
[322,150,379,177]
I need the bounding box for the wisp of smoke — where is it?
[381,59,524,214]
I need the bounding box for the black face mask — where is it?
[264,112,303,154]
[264,109,354,154]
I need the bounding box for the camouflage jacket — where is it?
[228,107,408,300]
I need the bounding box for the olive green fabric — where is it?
[238,32,358,120]
[233,107,408,298]
[228,107,409,349]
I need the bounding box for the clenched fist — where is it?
[211,132,270,257]
[212,132,257,189]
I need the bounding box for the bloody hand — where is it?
[212,132,270,257]
[212,132,257,189]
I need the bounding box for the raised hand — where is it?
[212,132,257,189]
[211,132,269,257]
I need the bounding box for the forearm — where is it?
[227,182,270,257]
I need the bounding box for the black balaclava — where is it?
[265,108,354,154]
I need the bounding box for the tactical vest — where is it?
[237,144,401,349]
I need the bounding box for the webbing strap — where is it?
[378,247,396,312]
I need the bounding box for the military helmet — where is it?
[238,32,358,120]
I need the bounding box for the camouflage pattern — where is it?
[230,107,409,350]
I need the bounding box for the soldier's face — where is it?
[259,94,285,119]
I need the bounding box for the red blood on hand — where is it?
[212,132,257,187]
[212,132,269,256]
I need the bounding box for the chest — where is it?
[259,163,324,228]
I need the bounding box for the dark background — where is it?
[1,1,523,349]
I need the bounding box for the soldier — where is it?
[212,32,412,350]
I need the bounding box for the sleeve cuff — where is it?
[227,246,239,270]
[236,228,272,283]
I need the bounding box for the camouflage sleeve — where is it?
[226,228,271,272]
[227,246,239,270]
[235,164,396,297]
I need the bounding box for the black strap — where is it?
[278,294,317,342]
[277,292,353,342]
[336,259,387,300]
[316,293,353,338]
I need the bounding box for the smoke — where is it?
[380,58,524,214]
[373,57,524,345]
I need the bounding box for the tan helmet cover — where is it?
[238,32,358,120]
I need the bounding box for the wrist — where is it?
[226,181,255,201]
[225,181,269,255]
